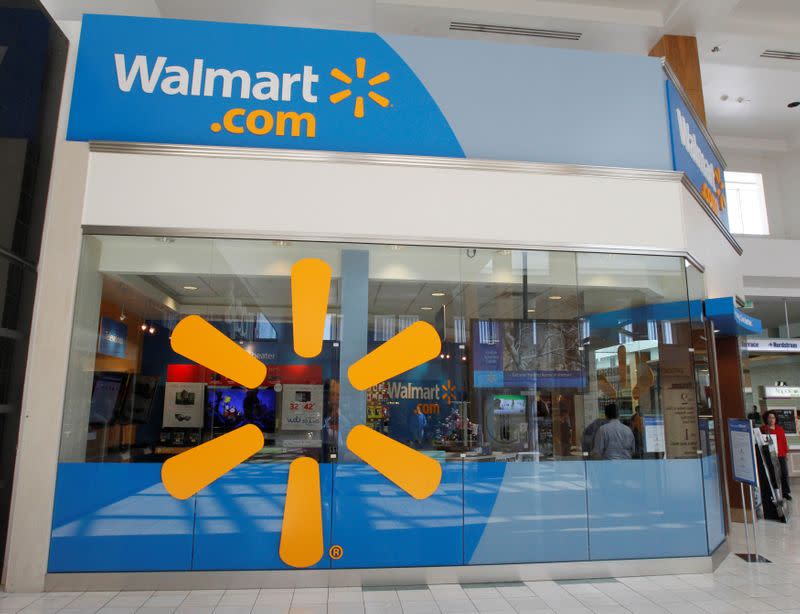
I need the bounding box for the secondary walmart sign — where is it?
[68,15,675,169]
[666,80,729,229]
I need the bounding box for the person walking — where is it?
[592,403,635,460]
[762,411,792,500]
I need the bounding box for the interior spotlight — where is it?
[141,323,148,331]
[149,325,156,334]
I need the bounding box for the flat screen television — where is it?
[89,372,128,424]
[207,386,276,431]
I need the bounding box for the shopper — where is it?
[762,411,792,500]
[592,403,635,460]
[581,411,609,454]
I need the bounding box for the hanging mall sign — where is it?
[67,14,675,170]
[665,80,729,230]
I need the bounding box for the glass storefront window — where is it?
[52,235,719,572]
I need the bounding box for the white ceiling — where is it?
[42,0,800,149]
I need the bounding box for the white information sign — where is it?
[743,338,800,354]
[728,419,757,485]
[644,416,665,453]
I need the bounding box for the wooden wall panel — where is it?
[650,35,707,125]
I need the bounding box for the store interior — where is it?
[62,235,709,466]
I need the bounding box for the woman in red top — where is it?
[762,411,792,500]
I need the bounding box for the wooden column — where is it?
[649,35,706,125]
[716,335,748,522]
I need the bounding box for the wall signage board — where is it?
[728,419,757,485]
[280,384,323,431]
[163,381,205,428]
[68,14,674,170]
[97,317,127,358]
[770,408,798,435]
[764,386,800,398]
[744,339,800,354]
[665,79,728,229]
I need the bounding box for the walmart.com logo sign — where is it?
[113,54,391,139]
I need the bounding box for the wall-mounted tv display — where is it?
[207,386,276,431]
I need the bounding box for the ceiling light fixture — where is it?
[549,295,562,300]
[420,306,433,311]
[148,325,156,334]
[527,308,536,313]
[141,323,148,331]
[119,307,127,322]
[431,291,446,297]
[183,285,198,291]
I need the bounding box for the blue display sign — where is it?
[704,297,762,336]
[665,79,729,229]
[67,15,674,169]
[728,419,757,485]
[97,317,127,358]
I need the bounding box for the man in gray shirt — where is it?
[592,403,635,460]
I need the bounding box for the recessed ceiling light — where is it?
[549,295,562,300]
[432,291,446,297]
[527,308,536,313]
[420,306,433,311]
[183,285,198,291]
[789,101,800,108]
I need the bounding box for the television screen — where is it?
[207,386,276,431]
[89,372,128,424]
[491,394,526,415]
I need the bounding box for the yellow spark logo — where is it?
[161,258,442,569]
[440,379,456,404]
[329,57,390,118]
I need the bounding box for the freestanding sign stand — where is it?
[728,419,770,563]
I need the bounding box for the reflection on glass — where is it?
[60,238,703,466]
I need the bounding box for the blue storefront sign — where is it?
[97,316,127,358]
[68,14,674,170]
[665,79,729,229]
[704,296,762,336]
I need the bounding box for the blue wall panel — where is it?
[702,454,725,553]
[586,459,708,560]
[49,463,195,572]
[192,463,332,570]
[464,461,589,564]
[330,462,463,568]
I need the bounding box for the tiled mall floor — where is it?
[4,508,800,614]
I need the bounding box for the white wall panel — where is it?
[83,151,689,255]
[681,188,744,300]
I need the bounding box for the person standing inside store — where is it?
[592,403,635,460]
[581,409,609,454]
[762,411,792,500]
